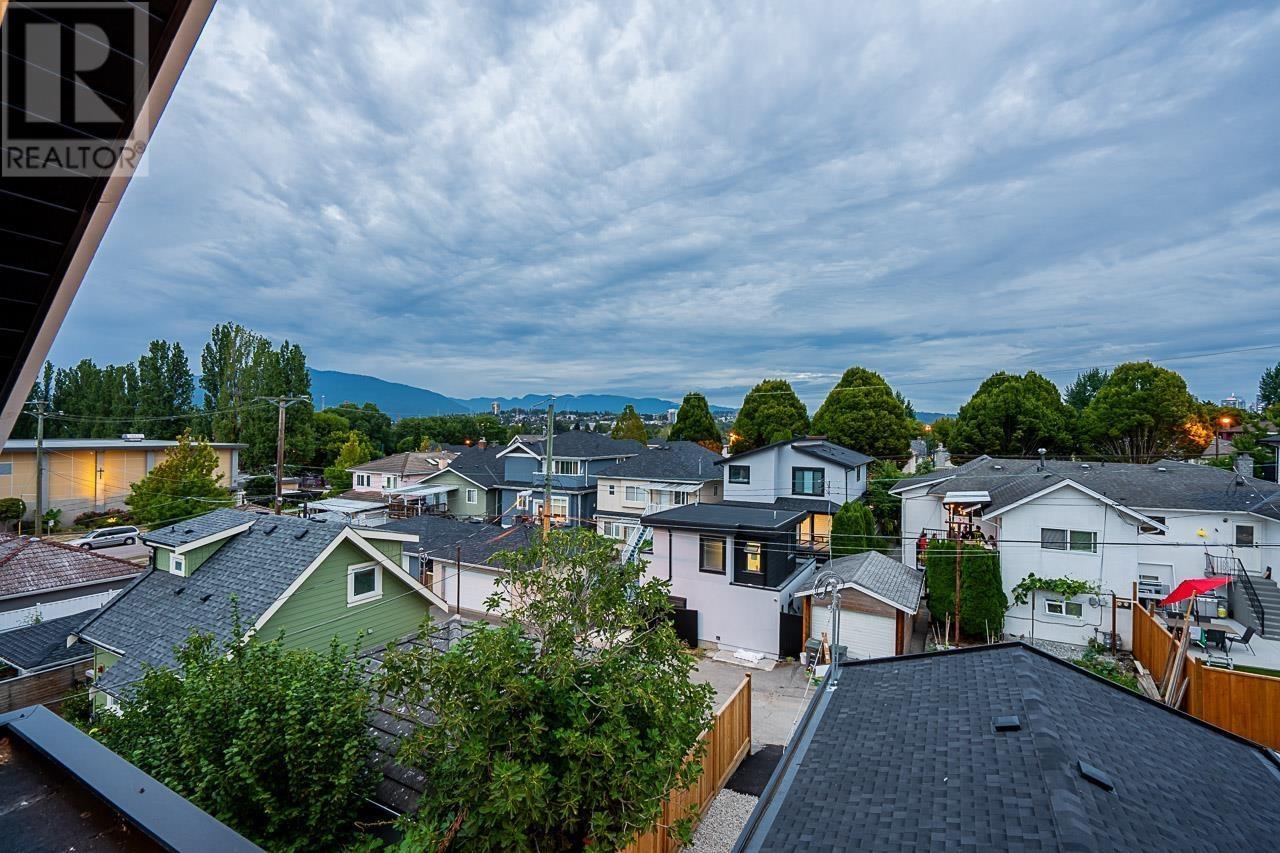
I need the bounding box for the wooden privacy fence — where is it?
[0,661,88,713]
[1131,603,1280,749]
[621,673,752,853]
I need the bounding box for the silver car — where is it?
[68,525,140,549]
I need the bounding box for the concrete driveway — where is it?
[692,656,816,749]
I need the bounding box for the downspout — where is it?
[667,529,673,581]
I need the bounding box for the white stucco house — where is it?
[892,455,1280,649]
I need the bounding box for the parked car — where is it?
[67,526,140,549]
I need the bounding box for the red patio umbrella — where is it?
[1158,576,1230,607]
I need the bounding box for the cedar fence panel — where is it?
[0,662,87,713]
[1130,603,1280,750]
[621,673,752,852]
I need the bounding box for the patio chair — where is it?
[1225,626,1256,656]
[1205,628,1228,651]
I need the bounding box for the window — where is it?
[1139,515,1166,536]
[466,488,478,504]
[672,491,690,506]
[700,536,726,574]
[1236,525,1255,547]
[1045,599,1084,618]
[0,462,11,475]
[712,484,719,496]
[1041,528,1097,553]
[856,466,862,482]
[553,459,580,475]
[625,485,648,504]
[384,476,397,489]
[354,473,371,488]
[743,541,763,573]
[347,562,382,605]
[169,553,185,577]
[602,521,631,540]
[791,467,825,496]
[728,465,750,484]
[607,484,616,496]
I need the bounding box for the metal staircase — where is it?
[620,525,652,565]
[1206,554,1268,636]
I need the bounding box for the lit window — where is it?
[347,562,382,606]
[1045,599,1083,618]
[728,465,750,484]
[743,541,763,573]
[700,536,726,574]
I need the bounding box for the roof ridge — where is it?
[35,535,147,569]
[0,537,35,568]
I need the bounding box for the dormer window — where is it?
[347,562,382,606]
[169,553,185,577]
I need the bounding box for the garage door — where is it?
[809,601,896,659]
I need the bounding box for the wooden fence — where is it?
[1131,603,1280,749]
[0,661,88,713]
[621,673,752,853]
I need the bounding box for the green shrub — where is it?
[924,540,1007,638]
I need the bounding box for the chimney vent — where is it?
[478,437,488,449]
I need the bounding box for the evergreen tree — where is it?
[831,501,879,557]
[126,429,228,525]
[238,338,315,472]
[950,371,1074,458]
[199,322,260,443]
[1260,362,1280,409]
[811,366,914,459]
[136,340,195,438]
[668,392,722,452]
[730,379,809,454]
[324,431,374,493]
[1064,367,1109,411]
[610,404,649,443]
[923,541,1007,639]
[10,362,54,439]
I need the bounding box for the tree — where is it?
[610,404,649,443]
[1064,368,1109,411]
[309,409,352,468]
[928,415,955,450]
[89,624,375,851]
[126,429,228,525]
[895,390,916,421]
[135,340,195,438]
[1079,362,1198,462]
[238,338,315,472]
[324,431,374,493]
[730,380,809,454]
[864,461,907,538]
[811,367,914,460]
[950,371,1074,458]
[1260,363,1280,409]
[668,392,722,452]
[374,528,715,851]
[923,541,1007,638]
[241,475,277,504]
[199,322,260,443]
[326,402,393,454]
[831,501,879,557]
[0,497,26,531]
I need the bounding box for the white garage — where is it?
[795,551,925,661]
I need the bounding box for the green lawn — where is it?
[1231,663,1280,679]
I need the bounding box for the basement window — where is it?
[1045,599,1083,618]
[347,562,382,606]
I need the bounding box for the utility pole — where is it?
[542,401,555,538]
[26,400,55,534]
[256,396,310,515]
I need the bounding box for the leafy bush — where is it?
[924,540,1008,638]
[831,501,880,557]
[0,497,25,530]
[72,508,135,530]
[90,624,375,851]
[1072,645,1139,692]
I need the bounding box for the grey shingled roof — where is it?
[142,510,254,548]
[891,455,1280,520]
[796,551,923,613]
[0,612,93,671]
[642,502,807,532]
[0,535,141,599]
[77,510,350,695]
[719,438,874,469]
[738,643,1280,852]
[595,441,723,482]
[428,444,505,488]
[381,516,539,567]
[506,432,646,459]
[349,451,456,476]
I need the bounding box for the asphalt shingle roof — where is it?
[740,643,1280,852]
[507,432,646,459]
[430,445,505,488]
[349,451,456,476]
[796,551,924,613]
[891,456,1280,520]
[0,535,141,599]
[0,612,93,671]
[595,441,723,482]
[143,511,254,548]
[719,438,874,469]
[381,516,539,567]
[77,510,350,695]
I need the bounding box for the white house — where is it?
[892,455,1280,648]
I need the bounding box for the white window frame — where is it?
[553,459,580,476]
[1236,524,1256,547]
[466,488,478,504]
[1044,598,1084,618]
[384,475,397,490]
[607,484,616,496]
[728,465,750,484]
[1041,527,1098,554]
[347,561,383,606]
[168,553,186,577]
[624,486,647,505]
[354,473,371,488]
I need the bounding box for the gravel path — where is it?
[687,790,759,852]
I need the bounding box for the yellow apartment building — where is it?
[0,438,245,522]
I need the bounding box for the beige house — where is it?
[594,442,724,543]
[0,438,244,523]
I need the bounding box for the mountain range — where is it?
[308,369,735,417]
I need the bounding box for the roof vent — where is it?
[262,524,278,536]
[200,593,212,603]
[992,715,1022,732]
[174,587,185,596]
[1156,466,1167,472]
[1080,463,1091,470]
[992,464,1003,470]
[1077,760,1115,792]
[294,528,309,540]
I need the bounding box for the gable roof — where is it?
[720,438,873,469]
[76,510,442,696]
[422,444,506,489]
[794,551,924,614]
[890,456,1280,520]
[0,535,141,600]
[381,516,539,567]
[349,450,456,477]
[143,510,256,549]
[595,441,723,482]
[0,611,93,672]
[736,643,1280,852]
[498,432,646,460]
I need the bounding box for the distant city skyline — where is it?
[49,1,1280,410]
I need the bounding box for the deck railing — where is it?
[1206,553,1264,636]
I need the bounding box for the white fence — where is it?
[0,589,120,632]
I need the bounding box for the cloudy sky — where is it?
[51,0,1280,410]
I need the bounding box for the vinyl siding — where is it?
[426,470,494,518]
[365,537,404,564]
[91,647,120,709]
[260,540,430,655]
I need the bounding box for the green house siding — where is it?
[153,539,228,576]
[91,647,120,708]
[366,538,404,565]
[154,548,171,572]
[261,540,430,655]
[427,471,493,518]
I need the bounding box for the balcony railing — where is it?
[921,526,997,549]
